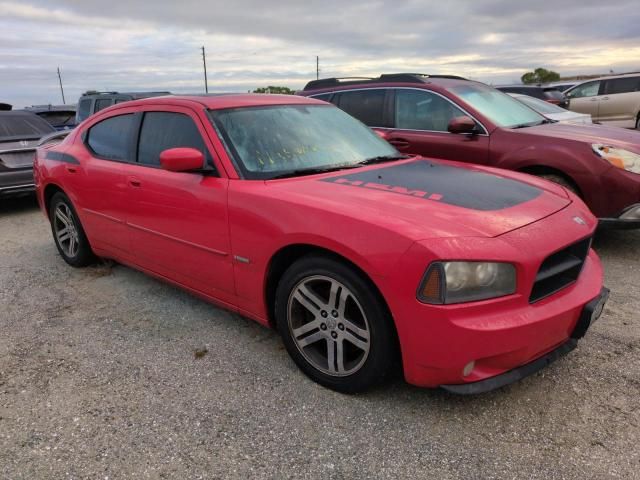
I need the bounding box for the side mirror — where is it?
[448,116,478,135]
[159,147,204,172]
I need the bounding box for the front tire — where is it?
[49,192,95,267]
[538,173,579,195]
[275,255,396,393]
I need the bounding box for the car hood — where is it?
[522,123,640,153]
[266,158,572,239]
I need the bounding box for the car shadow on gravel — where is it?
[592,228,640,257]
[0,194,38,216]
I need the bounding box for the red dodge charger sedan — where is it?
[34,94,607,393]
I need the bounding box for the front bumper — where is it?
[383,204,604,390]
[598,204,640,230]
[441,287,609,394]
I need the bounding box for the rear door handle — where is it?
[602,96,609,100]
[129,177,141,187]
[66,166,77,173]
[388,138,410,149]
[590,98,598,101]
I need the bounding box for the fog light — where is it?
[462,361,475,377]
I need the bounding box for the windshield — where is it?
[513,95,564,114]
[209,104,399,179]
[448,84,546,128]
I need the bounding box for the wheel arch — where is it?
[517,164,583,197]
[43,183,66,218]
[264,243,392,331]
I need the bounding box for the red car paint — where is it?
[299,78,640,225]
[34,95,605,389]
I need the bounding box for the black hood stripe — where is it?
[321,160,541,211]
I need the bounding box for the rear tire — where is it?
[635,114,640,130]
[275,255,396,393]
[49,192,95,267]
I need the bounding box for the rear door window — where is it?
[605,77,640,95]
[86,114,135,161]
[394,89,466,132]
[137,112,211,168]
[335,89,386,126]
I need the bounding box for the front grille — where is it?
[529,237,592,303]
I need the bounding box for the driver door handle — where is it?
[129,177,141,188]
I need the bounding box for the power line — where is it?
[201,46,209,94]
[57,67,66,104]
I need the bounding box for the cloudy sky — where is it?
[2,0,640,108]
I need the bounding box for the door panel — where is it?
[124,166,234,298]
[123,108,234,299]
[567,81,602,120]
[67,113,136,256]
[386,89,489,163]
[598,78,640,126]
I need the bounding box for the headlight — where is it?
[417,261,516,304]
[592,144,640,174]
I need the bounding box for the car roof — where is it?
[109,93,326,111]
[300,73,473,94]
[79,91,171,99]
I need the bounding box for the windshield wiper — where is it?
[269,164,360,180]
[511,119,554,129]
[356,154,410,166]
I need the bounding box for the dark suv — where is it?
[76,91,171,123]
[495,85,568,108]
[298,73,640,228]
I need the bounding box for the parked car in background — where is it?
[0,103,11,111]
[495,85,568,108]
[508,93,592,124]
[565,73,640,129]
[35,94,607,394]
[76,91,171,123]
[24,104,77,131]
[299,73,640,228]
[0,110,55,196]
[541,81,578,92]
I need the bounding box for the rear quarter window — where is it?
[336,89,386,126]
[86,114,135,161]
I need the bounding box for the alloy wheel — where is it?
[54,203,80,258]
[287,275,370,377]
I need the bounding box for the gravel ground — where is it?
[0,196,638,479]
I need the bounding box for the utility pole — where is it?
[57,67,66,104]
[316,56,319,80]
[201,46,209,94]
